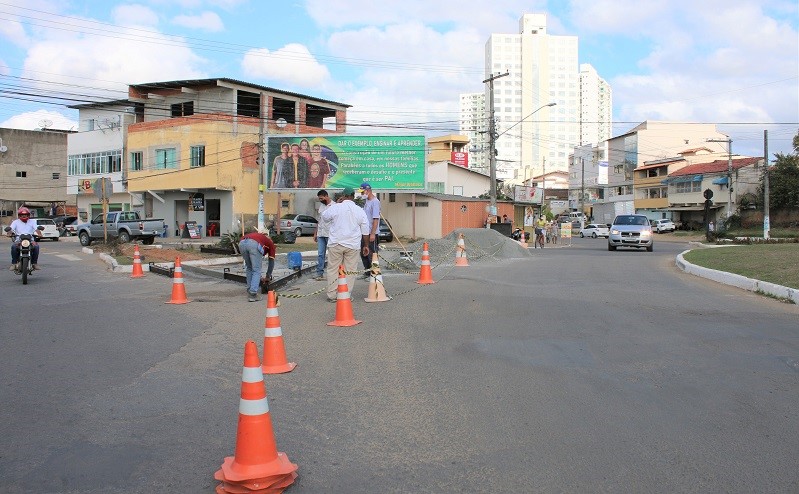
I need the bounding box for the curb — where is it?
[676,245,797,304]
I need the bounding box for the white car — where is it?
[33,218,60,241]
[579,223,610,238]
[651,219,676,233]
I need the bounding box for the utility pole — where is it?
[483,71,508,219]
[708,137,733,220]
[580,157,585,222]
[257,93,266,233]
[763,129,770,239]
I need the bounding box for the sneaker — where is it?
[32,264,39,271]
[247,291,261,302]
[362,271,371,279]
[327,297,337,303]
[9,265,15,271]
[314,275,325,281]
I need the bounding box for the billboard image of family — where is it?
[266,135,426,190]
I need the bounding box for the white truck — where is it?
[77,211,165,246]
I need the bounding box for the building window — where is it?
[389,193,395,203]
[131,151,143,171]
[406,201,429,207]
[190,145,205,168]
[427,182,445,193]
[16,171,27,178]
[155,148,177,169]
[171,101,194,117]
[52,172,60,179]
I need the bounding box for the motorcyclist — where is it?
[6,207,41,271]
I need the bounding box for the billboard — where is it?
[451,151,468,167]
[513,185,543,203]
[266,135,426,190]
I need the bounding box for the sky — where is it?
[0,0,797,162]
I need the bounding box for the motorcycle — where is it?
[4,225,44,285]
[510,228,530,242]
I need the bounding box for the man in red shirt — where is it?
[239,227,276,302]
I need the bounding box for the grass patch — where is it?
[684,244,799,289]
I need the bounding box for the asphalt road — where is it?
[1,235,797,493]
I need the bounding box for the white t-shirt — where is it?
[316,201,330,237]
[8,219,38,238]
[321,199,369,250]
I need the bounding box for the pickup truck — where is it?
[77,211,165,246]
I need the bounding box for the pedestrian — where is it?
[313,189,331,281]
[503,214,510,223]
[359,182,381,278]
[551,221,559,245]
[238,227,276,302]
[321,187,369,302]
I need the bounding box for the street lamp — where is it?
[490,102,556,216]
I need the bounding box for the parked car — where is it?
[651,218,676,233]
[279,213,318,237]
[377,218,394,242]
[608,214,653,252]
[579,223,610,238]
[76,211,164,246]
[32,218,60,241]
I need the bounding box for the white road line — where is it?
[52,254,83,261]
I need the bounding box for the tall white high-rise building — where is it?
[459,92,487,172]
[480,13,612,183]
[579,63,612,147]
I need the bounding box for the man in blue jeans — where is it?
[313,189,331,281]
[238,227,276,302]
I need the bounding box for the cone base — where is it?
[364,296,391,302]
[165,299,190,304]
[131,273,145,278]
[416,280,435,284]
[216,452,297,484]
[262,362,296,374]
[327,319,362,327]
[454,259,469,267]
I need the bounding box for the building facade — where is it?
[458,93,487,173]
[119,78,348,237]
[0,127,70,220]
[481,13,612,183]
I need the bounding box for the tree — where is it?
[761,129,799,210]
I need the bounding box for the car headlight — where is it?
[640,230,652,238]
[611,229,620,235]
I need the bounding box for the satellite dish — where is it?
[38,119,53,130]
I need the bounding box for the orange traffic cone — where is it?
[261,291,296,374]
[131,244,145,278]
[165,257,190,304]
[327,265,362,326]
[416,242,434,284]
[364,253,391,302]
[214,341,298,493]
[454,233,469,267]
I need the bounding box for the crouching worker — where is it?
[238,227,276,302]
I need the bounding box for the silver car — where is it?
[608,214,653,252]
[279,213,318,237]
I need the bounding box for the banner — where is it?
[514,185,543,204]
[266,135,426,190]
[451,151,468,167]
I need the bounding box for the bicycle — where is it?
[534,228,545,249]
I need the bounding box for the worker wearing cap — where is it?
[359,182,380,277]
[321,187,370,302]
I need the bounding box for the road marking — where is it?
[52,254,83,261]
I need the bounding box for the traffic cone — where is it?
[416,242,434,284]
[261,291,296,374]
[214,341,298,493]
[165,257,190,304]
[131,244,145,278]
[364,253,391,302]
[327,265,362,327]
[454,233,469,267]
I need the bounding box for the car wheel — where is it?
[294,227,302,238]
[79,232,92,246]
[608,243,616,251]
[646,244,653,252]
[54,237,59,241]
[118,230,131,243]
[580,232,584,238]
[591,232,597,238]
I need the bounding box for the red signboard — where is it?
[451,151,468,168]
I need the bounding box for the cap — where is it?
[360,182,372,190]
[342,186,355,196]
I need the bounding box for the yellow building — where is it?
[125,78,349,238]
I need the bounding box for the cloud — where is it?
[172,11,225,32]
[0,109,77,131]
[111,4,160,27]
[0,18,30,48]
[0,60,10,76]
[21,25,208,96]
[241,43,331,89]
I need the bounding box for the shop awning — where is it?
[711,176,729,185]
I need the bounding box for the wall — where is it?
[0,128,70,207]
